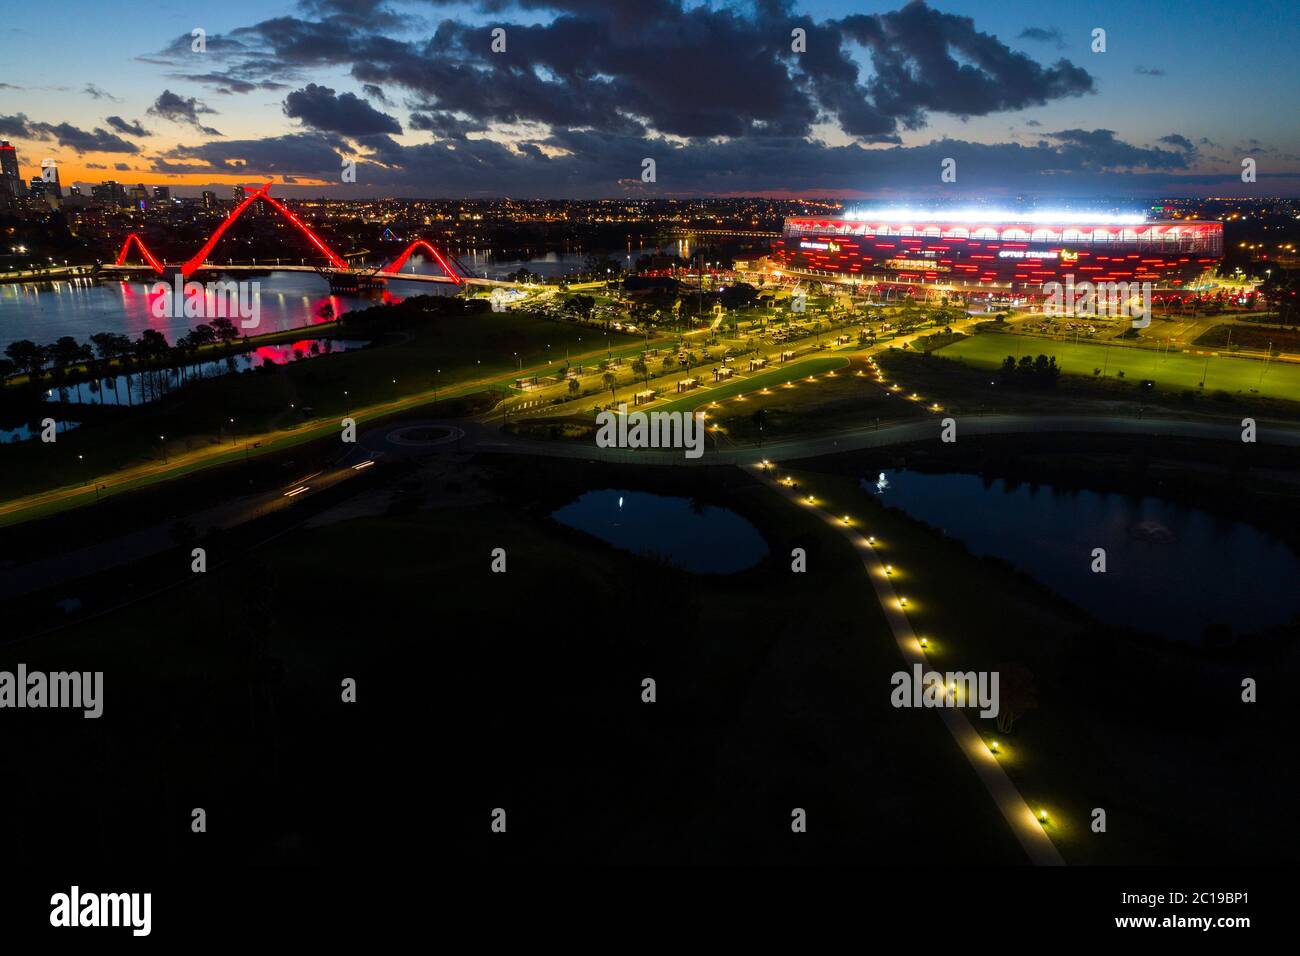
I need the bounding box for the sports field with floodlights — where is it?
[936,332,1300,400]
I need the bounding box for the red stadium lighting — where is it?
[773,214,1223,290]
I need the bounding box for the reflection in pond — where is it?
[0,419,81,444]
[875,469,1300,642]
[552,488,768,574]
[42,338,368,406]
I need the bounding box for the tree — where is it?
[90,332,132,405]
[563,294,596,322]
[47,336,86,370]
[631,358,648,386]
[1032,354,1060,388]
[5,339,47,380]
[602,371,617,402]
[567,377,580,398]
[719,281,758,310]
[211,317,239,344]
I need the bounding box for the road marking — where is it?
[282,485,309,497]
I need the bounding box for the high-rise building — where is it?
[0,140,22,205]
[128,183,148,208]
[91,180,128,206]
[38,160,62,210]
[152,185,171,202]
[201,190,216,209]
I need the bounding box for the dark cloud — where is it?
[83,83,121,102]
[0,113,35,138]
[159,131,343,176]
[114,162,132,171]
[1158,133,1195,152]
[147,90,222,136]
[145,124,1217,197]
[158,1,1093,145]
[0,113,139,153]
[283,83,402,136]
[1044,129,1190,170]
[42,123,140,154]
[839,5,1093,131]
[165,71,290,95]
[296,0,402,29]
[1017,27,1065,50]
[122,2,1271,196]
[409,110,486,139]
[105,116,151,137]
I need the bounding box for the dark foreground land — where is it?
[0,453,1021,867]
[2,435,1295,867]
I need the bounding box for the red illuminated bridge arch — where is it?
[114,233,165,275]
[382,239,463,285]
[180,183,348,278]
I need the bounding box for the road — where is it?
[466,411,1300,467]
[0,333,672,527]
[0,447,385,602]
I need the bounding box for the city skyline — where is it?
[1,0,1298,198]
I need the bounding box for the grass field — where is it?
[776,458,1296,864]
[0,309,647,508]
[1,456,1024,866]
[651,356,849,414]
[936,332,1300,400]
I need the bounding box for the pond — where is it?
[872,469,1300,642]
[552,489,768,573]
[0,419,81,444]
[41,338,369,406]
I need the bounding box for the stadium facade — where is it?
[771,212,1223,289]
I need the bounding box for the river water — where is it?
[0,241,691,351]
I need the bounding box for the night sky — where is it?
[1,0,1297,197]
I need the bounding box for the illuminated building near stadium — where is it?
[773,210,1223,289]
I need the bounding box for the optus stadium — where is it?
[771,210,1223,290]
